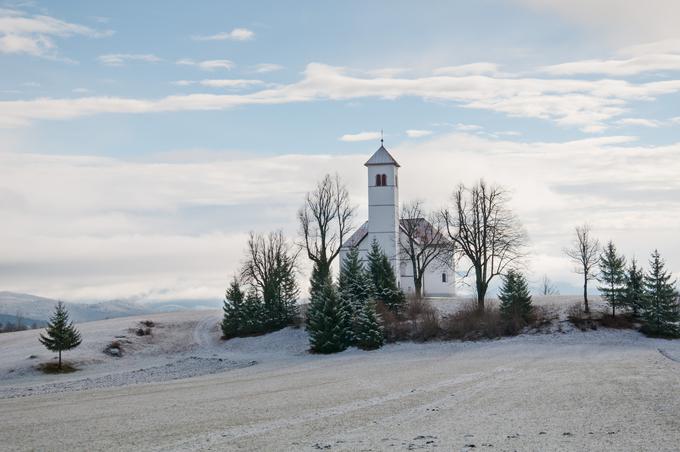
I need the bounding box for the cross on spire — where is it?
[380,129,384,145]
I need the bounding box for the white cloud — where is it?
[171,79,263,88]
[0,8,112,58]
[405,129,432,138]
[455,123,482,132]
[671,117,680,124]
[617,118,664,128]
[72,88,92,94]
[252,63,283,73]
[541,54,680,76]
[2,63,680,130]
[97,53,161,66]
[514,0,680,43]
[340,131,382,142]
[433,63,500,76]
[3,133,680,300]
[192,28,254,41]
[176,58,233,71]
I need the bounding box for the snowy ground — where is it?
[1,296,679,451]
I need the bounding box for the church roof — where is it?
[364,145,400,167]
[341,218,449,250]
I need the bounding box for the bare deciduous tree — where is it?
[442,180,527,311]
[298,174,355,280]
[399,200,453,299]
[541,274,559,296]
[563,224,600,313]
[241,230,299,303]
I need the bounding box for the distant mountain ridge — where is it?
[0,291,223,323]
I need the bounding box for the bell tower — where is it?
[365,140,400,281]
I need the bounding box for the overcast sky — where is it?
[1,0,680,302]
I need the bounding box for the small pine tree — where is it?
[498,269,533,323]
[306,265,352,353]
[597,241,626,317]
[240,289,265,335]
[623,259,645,316]
[367,239,406,314]
[354,300,384,350]
[641,250,680,337]
[38,302,82,370]
[339,247,374,315]
[222,277,245,338]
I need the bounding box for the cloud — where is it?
[541,53,680,76]
[671,117,680,124]
[176,58,233,71]
[252,63,283,73]
[3,133,680,300]
[455,123,483,132]
[514,0,680,43]
[339,131,382,142]
[405,129,432,138]
[192,27,254,41]
[617,118,664,128]
[171,79,263,88]
[97,53,162,66]
[433,63,500,76]
[0,8,112,58]
[2,63,680,130]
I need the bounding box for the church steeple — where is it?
[366,142,400,281]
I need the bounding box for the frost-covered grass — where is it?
[1,297,679,451]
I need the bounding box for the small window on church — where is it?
[375,174,382,186]
[442,273,447,283]
[381,174,387,186]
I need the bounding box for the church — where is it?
[339,143,456,297]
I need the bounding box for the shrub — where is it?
[441,300,505,341]
[566,302,597,331]
[375,301,412,342]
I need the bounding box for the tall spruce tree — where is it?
[306,266,352,353]
[240,288,265,336]
[598,241,626,317]
[38,302,82,370]
[354,300,384,350]
[623,259,645,316]
[641,250,679,337]
[498,269,533,323]
[222,277,245,338]
[367,239,406,314]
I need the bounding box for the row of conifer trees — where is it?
[598,244,679,337]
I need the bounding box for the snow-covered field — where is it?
[1,296,679,451]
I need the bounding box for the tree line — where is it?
[565,224,679,337]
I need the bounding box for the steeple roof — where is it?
[364,145,400,167]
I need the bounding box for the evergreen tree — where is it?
[498,269,533,323]
[367,239,406,314]
[641,250,680,337]
[354,300,384,350]
[38,302,82,370]
[338,246,374,315]
[623,259,645,316]
[306,265,352,353]
[597,241,626,317]
[240,288,265,335]
[222,277,245,338]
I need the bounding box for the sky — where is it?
[1,0,680,302]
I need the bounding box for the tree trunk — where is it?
[583,280,590,314]
[58,350,62,370]
[476,281,487,312]
[414,282,422,299]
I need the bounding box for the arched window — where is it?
[442,273,447,283]
[381,174,387,186]
[375,174,382,186]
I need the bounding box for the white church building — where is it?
[339,143,455,297]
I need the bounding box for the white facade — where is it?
[340,144,455,297]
